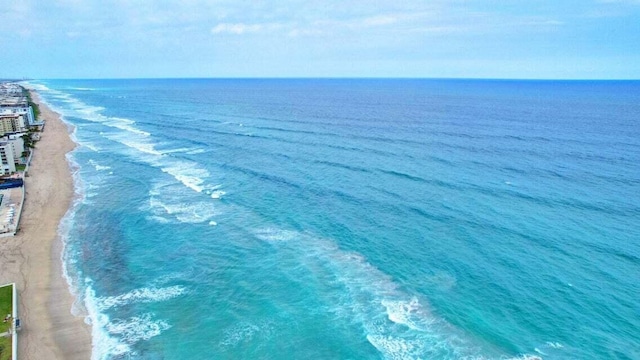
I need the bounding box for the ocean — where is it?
[30,79,639,359]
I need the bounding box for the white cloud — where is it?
[311,13,405,31]
[211,22,280,35]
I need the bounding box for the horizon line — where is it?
[6,76,640,82]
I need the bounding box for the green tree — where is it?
[22,134,34,149]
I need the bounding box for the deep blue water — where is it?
[31,79,639,359]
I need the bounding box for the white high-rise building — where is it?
[0,142,16,175]
[2,133,26,164]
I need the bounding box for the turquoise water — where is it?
[31,79,639,359]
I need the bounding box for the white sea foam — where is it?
[148,215,171,224]
[106,132,162,156]
[175,203,218,223]
[82,182,101,199]
[219,320,275,348]
[545,342,563,349]
[147,184,219,224]
[56,93,73,101]
[185,148,207,155]
[84,281,186,359]
[160,165,209,193]
[85,286,131,360]
[109,117,151,137]
[210,190,226,199]
[82,142,100,152]
[88,159,111,171]
[106,313,171,344]
[160,147,196,154]
[209,220,218,226]
[381,298,429,331]
[219,322,261,347]
[58,153,90,317]
[76,104,106,116]
[96,285,188,311]
[254,228,298,242]
[366,335,420,360]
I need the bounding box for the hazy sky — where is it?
[2,0,639,79]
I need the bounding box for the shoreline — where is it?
[0,90,92,359]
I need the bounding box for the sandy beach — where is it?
[0,92,91,359]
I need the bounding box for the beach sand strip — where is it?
[0,91,91,359]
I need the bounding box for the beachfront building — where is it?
[0,106,35,127]
[0,82,22,95]
[0,115,26,136]
[0,82,36,128]
[0,99,35,128]
[1,133,26,164]
[0,142,16,175]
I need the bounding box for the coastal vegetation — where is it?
[0,284,12,360]
[21,134,35,149]
[23,89,40,121]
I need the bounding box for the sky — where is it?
[1,0,639,79]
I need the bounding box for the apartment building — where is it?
[0,82,36,127]
[0,142,16,175]
[2,133,26,164]
[0,115,26,135]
